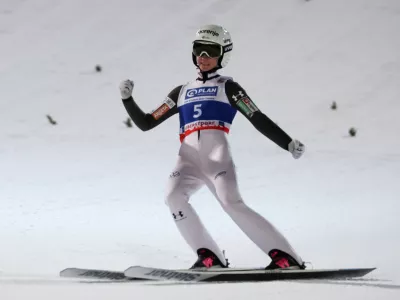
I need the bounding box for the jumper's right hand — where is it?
[119,79,134,99]
[288,139,305,159]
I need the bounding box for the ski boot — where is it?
[265,249,306,270]
[190,248,229,269]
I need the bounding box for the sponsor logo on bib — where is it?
[185,86,218,99]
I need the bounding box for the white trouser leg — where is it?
[206,165,303,264]
[199,131,303,265]
[165,156,226,264]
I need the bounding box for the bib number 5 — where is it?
[193,104,202,118]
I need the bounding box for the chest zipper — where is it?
[198,130,201,140]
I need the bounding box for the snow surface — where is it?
[1,0,400,299]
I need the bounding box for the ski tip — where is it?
[344,267,377,277]
[357,267,377,272]
[60,268,79,277]
[365,267,377,276]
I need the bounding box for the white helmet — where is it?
[192,24,233,69]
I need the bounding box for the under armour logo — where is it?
[232,90,245,102]
[172,211,184,219]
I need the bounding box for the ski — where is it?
[123,266,376,283]
[60,267,144,281]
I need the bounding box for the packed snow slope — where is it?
[1,0,399,299]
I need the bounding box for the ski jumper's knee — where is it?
[212,169,243,211]
[165,185,188,209]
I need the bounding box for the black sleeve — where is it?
[225,80,292,151]
[122,85,182,131]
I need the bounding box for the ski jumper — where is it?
[122,72,303,266]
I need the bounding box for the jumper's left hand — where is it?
[288,140,305,159]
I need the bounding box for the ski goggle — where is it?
[192,42,223,58]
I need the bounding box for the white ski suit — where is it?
[122,72,303,266]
